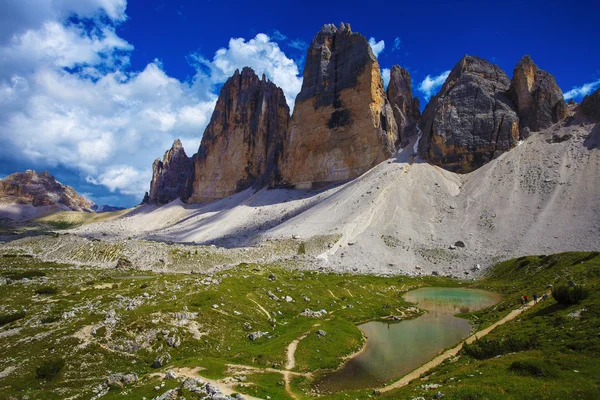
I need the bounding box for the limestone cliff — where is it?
[418,55,520,173]
[276,23,397,189]
[511,55,567,135]
[146,139,193,205]
[186,67,289,202]
[0,170,95,212]
[386,65,420,147]
[581,87,600,120]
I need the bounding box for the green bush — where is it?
[463,335,538,360]
[35,286,58,295]
[2,270,46,280]
[297,242,307,255]
[35,358,65,380]
[41,314,60,324]
[509,360,558,377]
[0,311,25,326]
[552,285,589,305]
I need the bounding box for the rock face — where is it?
[511,55,567,135]
[581,88,600,120]
[0,170,95,211]
[146,139,192,205]
[276,23,397,189]
[419,55,520,173]
[186,67,289,202]
[387,65,420,147]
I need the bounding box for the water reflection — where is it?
[316,287,501,392]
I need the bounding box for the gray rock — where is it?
[387,65,421,147]
[511,55,567,133]
[146,139,193,205]
[165,370,177,380]
[316,329,327,337]
[248,331,267,341]
[151,353,171,369]
[419,55,519,173]
[152,388,178,400]
[581,87,600,121]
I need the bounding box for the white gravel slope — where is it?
[71,117,600,276]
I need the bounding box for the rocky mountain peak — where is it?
[581,87,600,120]
[185,66,289,202]
[275,23,397,188]
[511,55,567,135]
[146,139,193,205]
[387,65,420,147]
[418,55,519,173]
[0,170,95,212]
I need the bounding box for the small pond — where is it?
[316,287,502,392]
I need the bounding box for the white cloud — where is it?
[86,165,150,196]
[0,2,303,200]
[382,68,390,89]
[392,37,401,51]
[368,37,385,58]
[190,33,302,108]
[0,0,127,45]
[418,70,451,100]
[563,78,600,100]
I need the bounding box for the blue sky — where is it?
[0,0,598,207]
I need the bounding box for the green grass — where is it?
[1,251,599,399]
[376,251,600,400]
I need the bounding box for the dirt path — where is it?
[247,296,272,320]
[149,367,263,400]
[379,298,541,392]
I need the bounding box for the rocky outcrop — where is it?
[581,87,600,120]
[0,170,95,211]
[419,55,519,173]
[387,65,420,147]
[275,23,397,189]
[511,55,567,135]
[186,67,289,202]
[146,139,193,205]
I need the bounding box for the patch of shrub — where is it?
[35,358,65,380]
[509,360,558,377]
[41,314,60,324]
[140,283,149,289]
[552,285,589,305]
[463,335,538,360]
[2,270,46,280]
[297,242,307,255]
[0,311,26,326]
[35,286,58,295]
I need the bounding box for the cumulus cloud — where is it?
[418,70,451,100]
[0,1,303,202]
[563,78,600,100]
[190,33,302,108]
[368,38,385,58]
[381,68,391,89]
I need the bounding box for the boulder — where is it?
[387,65,421,147]
[276,23,397,189]
[581,88,600,120]
[147,139,193,205]
[186,67,289,202]
[510,55,567,135]
[419,55,519,173]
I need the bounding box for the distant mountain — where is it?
[92,204,126,213]
[0,170,95,213]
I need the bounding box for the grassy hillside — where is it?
[35,208,134,229]
[0,251,598,399]
[377,252,600,400]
